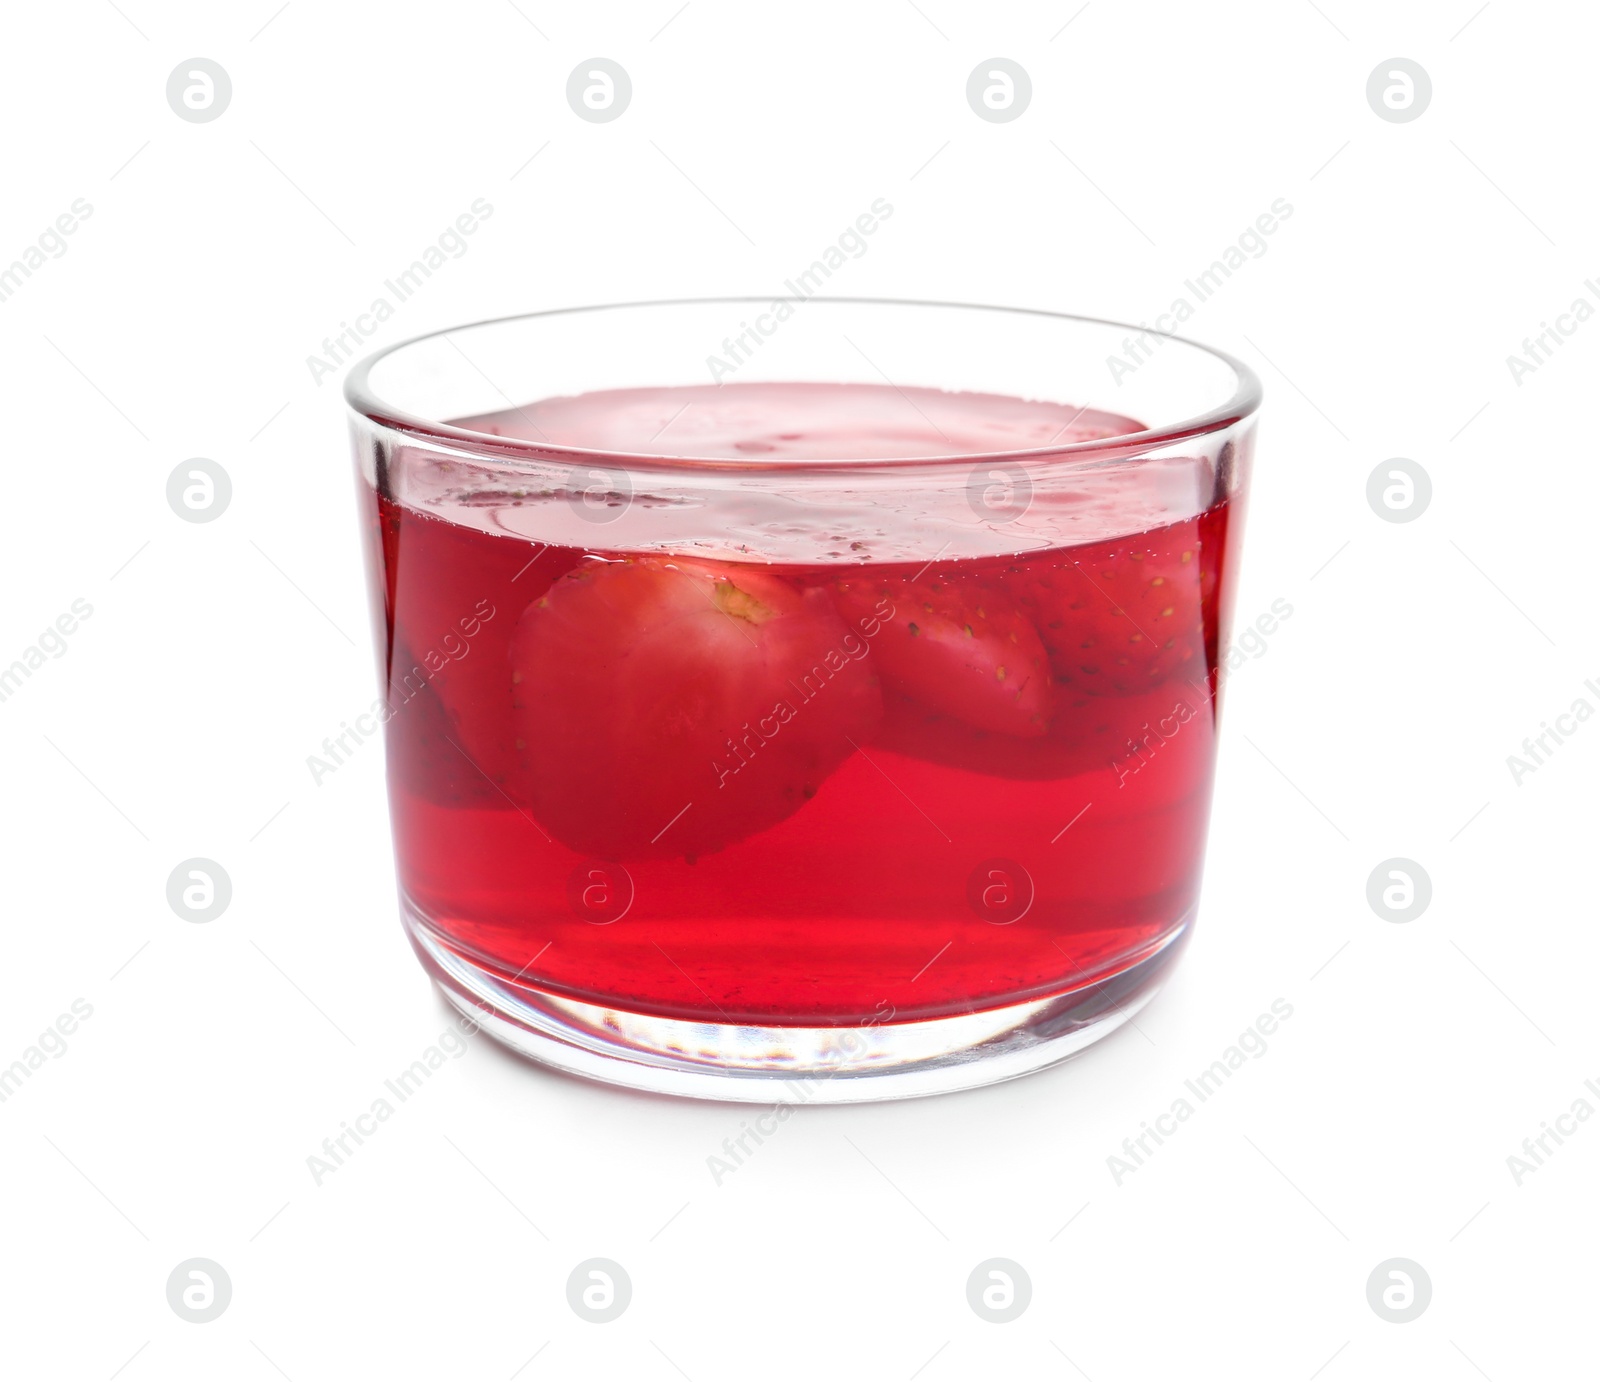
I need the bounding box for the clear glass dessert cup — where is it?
[345,297,1259,1102]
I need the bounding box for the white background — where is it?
[1,1,1594,1377]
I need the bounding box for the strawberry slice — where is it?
[1009,530,1206,697]
[510,556,882,859]
[829,573,1052,737]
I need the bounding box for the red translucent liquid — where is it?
[363,383,1242,1025]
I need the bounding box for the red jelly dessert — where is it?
[360,380,1242,1027]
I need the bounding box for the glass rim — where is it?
[343,296,1263,474]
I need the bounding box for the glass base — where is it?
[403,899,1191,1103]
